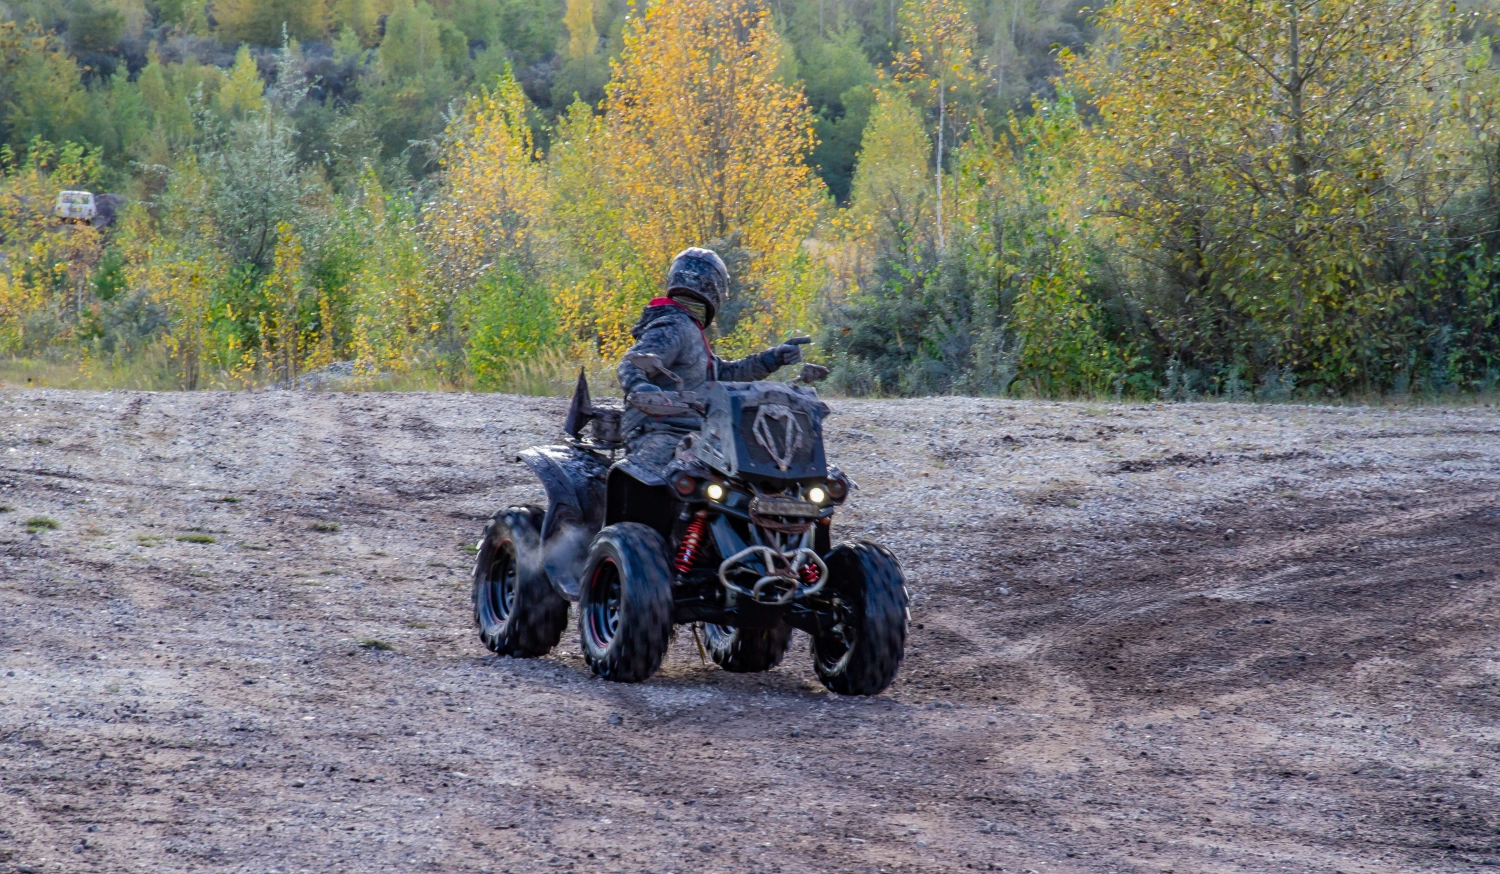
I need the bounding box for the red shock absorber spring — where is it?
[674,511,710,574]
[801,562,820,585]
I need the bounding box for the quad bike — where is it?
[472,362,909,695]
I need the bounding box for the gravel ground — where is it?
[1,389,1498,874]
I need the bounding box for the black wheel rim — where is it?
[584,559,622,651]
[702,623,733,651]
[483,538,519,627]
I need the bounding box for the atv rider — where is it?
[617,247,807,478]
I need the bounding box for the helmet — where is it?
[665,247,729,326]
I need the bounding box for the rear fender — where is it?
[518,445,608,600]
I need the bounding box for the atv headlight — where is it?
[671,473,697,496]
[807,486,828,505]
[705,482,726,502]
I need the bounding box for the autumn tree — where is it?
[895,0,983,252]
[216,45,266,117]
[0,24,91,152]
[427,70,545,286]
[564,0,598,60]
[215,0,327,46]
[848,90,934,251]
[589,0,826,352]
[349,169,436,378]
[378,0,449,81]
[552,0,608,107]
[261,222,306,386]
[1069,0,1477,389]
[820,89,934,394]
[426,70,550,378]
[133,157,224,389]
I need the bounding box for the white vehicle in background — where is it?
[52,190,122,227]
[54,190,96,222]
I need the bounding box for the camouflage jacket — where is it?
[617,300,782,396]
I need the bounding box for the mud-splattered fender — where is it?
[517,445,609,600]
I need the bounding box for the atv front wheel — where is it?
[811,542,909,695]
[472,506,569,657]
[703,622,793,673]
[579,523,674,682]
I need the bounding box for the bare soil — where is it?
[1,389,1498,874]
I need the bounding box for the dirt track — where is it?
[1,389,1498,874]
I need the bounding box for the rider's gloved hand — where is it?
[772,336,811,366]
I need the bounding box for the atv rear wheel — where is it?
[811,542,909,695]
[703,622,793,672]
[579,523,674,682]
[472,506,569,657]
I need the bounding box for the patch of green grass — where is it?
[137,534,163,546]
[24,516,58,531]
[461,542,479,555]
[309,521,341,533]
[237,542,270,550]
[0,349,181,391]
[405,620,433,629]
[210,495,242,504]
[176,533,217,544]
[357,639,394,651]
[0,505,12,512]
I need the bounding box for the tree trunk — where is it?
[936,84,946,253]
[1284,0,1308,325]
[1286,0,1307,202]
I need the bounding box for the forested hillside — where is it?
[0,0,1497,398]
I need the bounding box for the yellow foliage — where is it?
[581,0,825,354]
[0,141,105,355]
[121,158,223,388]
[216,45,266,117]
[563,0,597,61]
[847,88,934,248]
[426,71,546,288]
[545,100,652,356]
[332,0,380,45]
[349,169,438,377]
[261,222,304,385]
[215,0,327,45]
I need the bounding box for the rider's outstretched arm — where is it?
[715,338,807,382]
[714,349,782,382]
